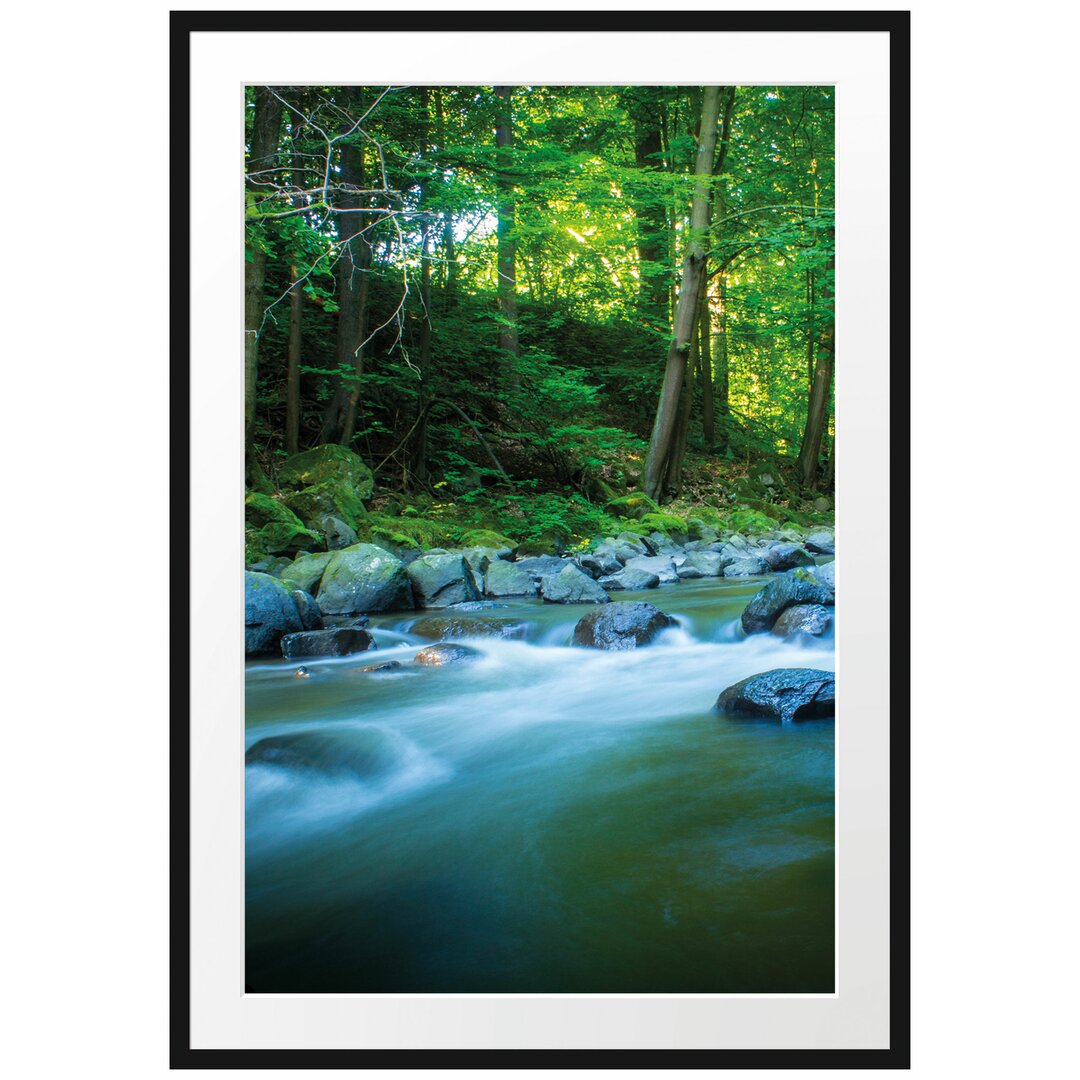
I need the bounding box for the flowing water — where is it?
[245,574,835,993]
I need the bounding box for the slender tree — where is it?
[797,252,835,486]
[494,86,519,361]
[641,85,723,502]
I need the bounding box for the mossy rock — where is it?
[636,511,689,537]
[258,521,324,555]
[458,528,517,549]
[278,444,374,498]
[604,491,661,520]
[282,479,367,532]
[361,514,460,551]
[514,527,572,556]
[726,508,780,534]
[369,526,422,551]
[740,498,807,526]
[245,492,305,531]
[280,551,334,594]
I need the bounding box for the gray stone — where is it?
[245,571,304,656]
[280,551,334,595]
[482,559,538,598]
[597,568,661,591]
[280,627,376,658]
[812,560,836,593]
[540,564,610,604]
[723,557,768,577]
[572,601,676,650]
[514,555,571,581]
[414,642,482,666]
[761,543,816,572]
[319,514,359,550]
[316,543,415,615]
[405,552,481,607]
[740,569,836,633]
[805,529,836,555]
[410,615,527,640]
[715,668,835,723]
[771,604,833,638]
[676,550,724,578]
[623,554,679,584]
[290,589,323,630]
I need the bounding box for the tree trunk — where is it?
[642,85,723,502]
[410,89,434,487]
[319,87,370,444]
[699,286,715,451]
[797,253,835,487]
[285,129,305,456]
[715,275,730,454]
[244,86,283,451]
[494,87,519,363]
[632,95,669,327]
[434,88,457,304]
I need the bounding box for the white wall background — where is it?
[1,0,1075,1077]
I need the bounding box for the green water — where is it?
[245,576,835,993]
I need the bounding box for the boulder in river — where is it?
[514,554,570,582]
[805,528,836,555]
[316,543,415,615]
[598,567,661,591]
[571,601,676,650]
[812,560,836,593]
[414,642,482,666]
[540,563,610,604]
[482,559,539,597]
[594,538,644,565]
[410,615,526,640]
[623,554,679,584]
[771,604,833,639]
[741,569,835,633]
[715,668,835,723]
[290,589,323,630]
[277,443,374,499]
[406,552,481,607]
[246,728,395,777]
[723,556,768,577]
[676,550,724,578]
[761,542,815,572]
[280,626,376,659]
[245,571,305,656]
[280,551,334,595]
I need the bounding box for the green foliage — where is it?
[726,508,780,534]
[605,491,661,519]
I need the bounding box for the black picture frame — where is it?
[170,8,910,1068]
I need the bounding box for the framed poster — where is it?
[172,7,909,1067]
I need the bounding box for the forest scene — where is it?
[244,84,837,994]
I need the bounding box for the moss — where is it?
[282,479,367,531]
[278,444,374,498]
[458,528,517,549]
[637,511,689,536]
[370,526,421,551]
[258,521,323,554]
[245,492,305,530]
[726,508,780,534]
[359,513,460,551]
[604,491,661,520]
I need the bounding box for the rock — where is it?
[280,626,376,658]
[574,553,610,579]
[316,543,414,615]
[615,532,653,556]
[623,554,679,584]
[245,492,304,530]
[278,444,374,499]
[458,528,517,550]
[761,543,815,572]
[740,569,836,633]
[318,515,358,550]
[257,520,323,556]
[604,491,661,520]
[771,604,833,638]
[246,729,395,777]
[281,478,367,532]
[571,601,676,650]
[245,571,304,656]
[598,568,661,591]
[290,589,323,630]
[414,643,482,666]
[410,615,526,640]
[812,496,831,513]
[477,560,536,598]
[723,557,768,578]
[514,555,570,582]
[280,551,334,595]
[805,529,836,555]
[593,539,642,565]
[406,552,481,607]
[447,600,509,612]
[676,550,724,578]
[646,531,683,554]
[540,564,610,604]
[248,555,291,577]
[715,668,835,723]
[360,660,402,673]
[293,666,311,678]
[812,560,836,593]
[457,546,501,577]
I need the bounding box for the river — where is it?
[245,573,835,993]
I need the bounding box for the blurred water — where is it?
[246,575,835,993]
